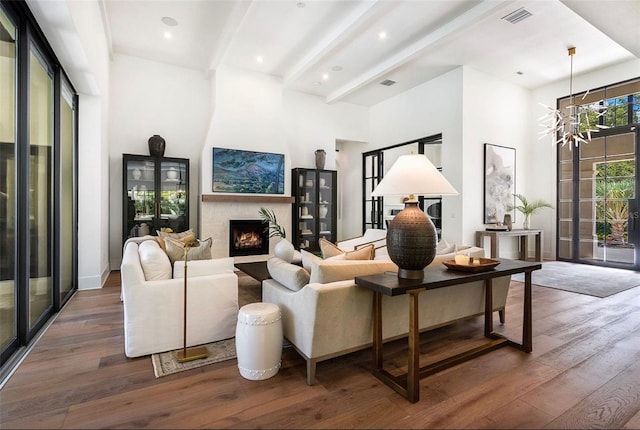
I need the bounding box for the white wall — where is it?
[200,65,368,258]
[108,53,212,268]
[351,68,464,243]
[65,0,111,289]
[462,66,532,257]
[343,66,534,258]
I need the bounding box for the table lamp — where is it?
[372,154,458,279]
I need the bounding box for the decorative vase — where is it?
[274,238,295,263]
[523,215,530,230]
[315,149,326,170]
[148,134,166,157]
[132,168,142,180]
[503,214,512,231]
[319,205,328,218]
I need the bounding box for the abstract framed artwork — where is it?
[212,147,285,194]
[483,143,515,224]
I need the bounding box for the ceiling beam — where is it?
[206,0,253,77]
[283,0,385,85]
[326,0,511,104]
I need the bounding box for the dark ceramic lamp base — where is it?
[386,201,437,280]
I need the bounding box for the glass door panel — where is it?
[318,170,334,243]
[158,159,188,233]
[0,7,16,355]
[28,48,53,329]
[578,132,636,266]
[126,158,156,237]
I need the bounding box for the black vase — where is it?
[148,135,166,157]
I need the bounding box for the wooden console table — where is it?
[355,259,541,403]
[475,229,543,262]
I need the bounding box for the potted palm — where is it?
[258,207,294,262]
[508,194,553,229]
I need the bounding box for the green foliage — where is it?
[507,194,553,216]
[258,207,286,239]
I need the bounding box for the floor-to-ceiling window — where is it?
[557,78,640,269]
[0,1,78,376]
[0,5,17,364]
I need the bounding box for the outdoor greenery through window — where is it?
[595,160,634,244]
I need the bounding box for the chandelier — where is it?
[539,47,608,148]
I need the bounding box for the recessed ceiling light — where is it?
[331,65,343,72]
[161,16,178,26]
[256,56,263,63]
[163,31,172,40]
[378,31,387,40]
[516,71,524,75]
[322,73,329,81]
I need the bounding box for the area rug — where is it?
[151,337,236,378]
[511,261,640,298]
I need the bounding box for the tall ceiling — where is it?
[38,0,640,106]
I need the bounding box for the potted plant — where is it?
[259,207,294,262]
[508,193,553,229]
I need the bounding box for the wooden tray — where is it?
[442,258,501,273]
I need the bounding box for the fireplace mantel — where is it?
[201,194,294,204]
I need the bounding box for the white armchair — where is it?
[120,240,238,357]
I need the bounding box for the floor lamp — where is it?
[372,154,458,279]
[177,240,208,362]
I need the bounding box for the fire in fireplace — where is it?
[229,220,269,257]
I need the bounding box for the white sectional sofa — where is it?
[262,244,511,385]
[120,239,238,357]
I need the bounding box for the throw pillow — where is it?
[300,249,346,272]
[319,237,343,258]
[347,244,374,260]
[436,239,455,255]
[266,257,310,292]
[157,228,194,239]
[155,231,196,252]
[309,260,398,284]
[138,240,172,281]
[164,237,212,264]
[319,238,375,260]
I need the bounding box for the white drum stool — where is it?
[235,302,283,380]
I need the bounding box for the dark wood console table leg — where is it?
[407,289,423,403]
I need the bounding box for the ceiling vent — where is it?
[380,79,396,86]
[501,7,532,24]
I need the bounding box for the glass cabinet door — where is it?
[298,169,317,250]
[158,159,188,233]
[125,158,156,238]
[318,170,335,243]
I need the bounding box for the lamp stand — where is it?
[386,197,438,280]
[177,246,208,362]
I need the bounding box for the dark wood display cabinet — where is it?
[291,168,337,252]
[122,154,189,243]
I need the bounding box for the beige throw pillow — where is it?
[319,238,375,260]
[164,237,212,264]
[300,249,345,272]
[155,231,195,252]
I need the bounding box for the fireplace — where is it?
[229,220,269,257]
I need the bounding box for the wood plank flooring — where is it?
[2,270,640,428]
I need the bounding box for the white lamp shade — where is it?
[371,154,458,197]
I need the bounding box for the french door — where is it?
[558,127,639,269]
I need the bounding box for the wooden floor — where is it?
[2,270,640,429]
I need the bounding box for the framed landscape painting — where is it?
[212,147,285,194]
[484,143,515,224]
